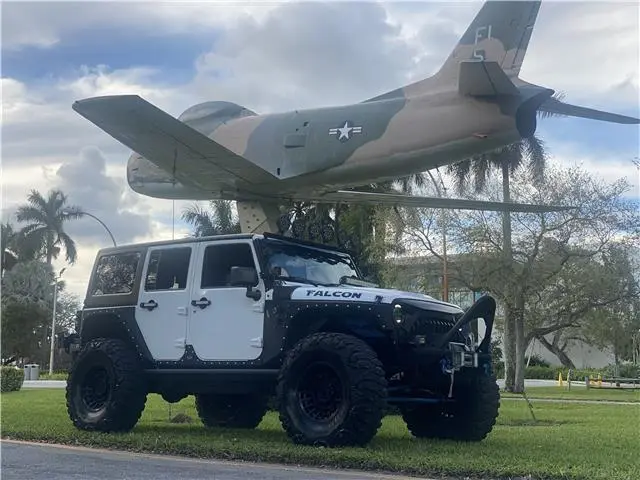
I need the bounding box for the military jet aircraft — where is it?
[72,0,639,234]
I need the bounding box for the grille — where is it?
[407,311,466,345]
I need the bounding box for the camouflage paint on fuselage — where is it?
[235,96,407,181]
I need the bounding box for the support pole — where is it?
[49,268,65,375]
[48,279,58,375]
[237,201,282,234]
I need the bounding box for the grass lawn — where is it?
[2,389,639,480]
[502,386,640,402]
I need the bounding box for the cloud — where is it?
[53,147,150,244]
[521,1,639,108]
[0,0,280,51]
[192,1,419,112]
[2,0,638,300]
[1,67,198,170]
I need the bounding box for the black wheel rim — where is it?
[297,361,344,422]
[79,365,112,412]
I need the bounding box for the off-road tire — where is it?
[401,369,500,441]
[195,394,269,429]
[66,338,147,432]
[276,332,387,447]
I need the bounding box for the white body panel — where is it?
[288,283,458,307]
[135,244,197,361]
[187,239,265,361]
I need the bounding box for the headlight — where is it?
[393,304,404,324]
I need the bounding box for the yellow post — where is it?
[598,374,602,387]
[557,371,563,387]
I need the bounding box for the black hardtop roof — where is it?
[95,233,257,255]
[94,232,355,257]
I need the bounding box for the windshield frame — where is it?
[255,236,363,287]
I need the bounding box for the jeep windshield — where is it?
[260,239,360,286]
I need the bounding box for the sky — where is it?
[2,0,639,300]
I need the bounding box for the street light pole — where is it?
[63,208,117,246]
[49,267,65,375]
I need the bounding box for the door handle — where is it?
[191,297,211,309]
[140,299,158,311]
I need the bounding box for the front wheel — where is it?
[66,338,147,432]
[401,369,500,441]
[276,332,387,447]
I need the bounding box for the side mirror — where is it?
[229,266,261,301]
[229,266,258,287]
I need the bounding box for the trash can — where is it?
[22,364,40,381]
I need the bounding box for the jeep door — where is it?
[136,244,195,361]
[188,239,265,361]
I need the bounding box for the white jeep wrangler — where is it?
[64,232,499,447]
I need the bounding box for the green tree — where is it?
[525,242,639,368]
[181,200,241,236]
[577,244,640,365]
[446,134,550,392]
[0,260,56,362]
[393,165,640,392]
[15,189,83,265]
[1,221,40,274]
[445,93,567,392]
[1,222,19,273]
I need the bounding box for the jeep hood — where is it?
[285,282,463,312]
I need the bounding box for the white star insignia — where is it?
[329,121,363,142]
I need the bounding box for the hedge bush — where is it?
[1,367,25,392]
[491,364,608,382]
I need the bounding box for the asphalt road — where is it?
[1,441,422,480]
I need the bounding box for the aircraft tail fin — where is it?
[366,1,542,101]
[457,60,521,97]
[436,0,541,83]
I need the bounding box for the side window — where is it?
[144,247,192,291]
[201,243,256,288]
[91,252,140,296]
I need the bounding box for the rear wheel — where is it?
[401,369,500,441]
[276,332,387,447]
[195,393,268,429]
[66,338,147,432]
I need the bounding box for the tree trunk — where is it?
[537,335,576,369]
[46,231,54,265]
[502,301,517,390]
[500,160,517,392]
[513,294,527,393]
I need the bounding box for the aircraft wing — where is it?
[291,190,573,213]
[72,95,277,190]
[538,97,640,124]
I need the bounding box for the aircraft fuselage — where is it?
[127,88,521,200]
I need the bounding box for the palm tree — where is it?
[15,189,83,265]
[181,200,241,237]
